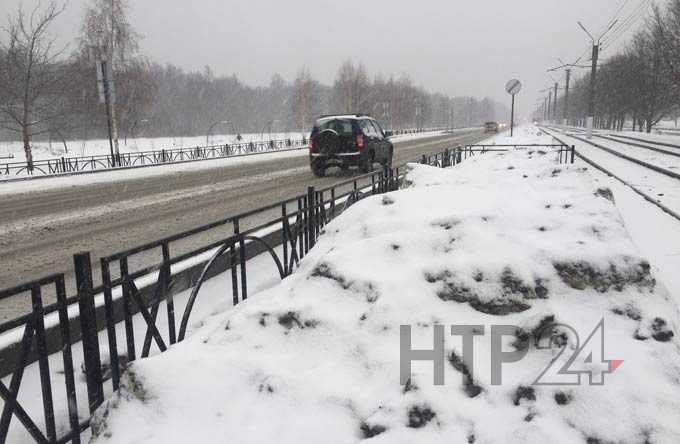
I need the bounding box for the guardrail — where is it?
[0,142,569,443]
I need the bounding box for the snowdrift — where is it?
[91,143,680,443]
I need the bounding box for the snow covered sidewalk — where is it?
[89,134,680,443]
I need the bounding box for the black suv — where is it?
[309,115,394,177]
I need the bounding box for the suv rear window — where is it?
[359,120,377,137]
[317,119,354,136]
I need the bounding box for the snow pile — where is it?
[91,140,680,443]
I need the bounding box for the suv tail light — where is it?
[309,135,316,153]
[356,134,365,150]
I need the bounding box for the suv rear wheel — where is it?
[381,147,393,168]
[360,151,374,174]
[311,160,326,177]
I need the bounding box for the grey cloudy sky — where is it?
[2,0,655,117]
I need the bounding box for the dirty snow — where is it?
[89,128,680,443]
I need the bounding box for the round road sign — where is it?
[505,79,522,95]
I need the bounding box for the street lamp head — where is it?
[578,21,595,43]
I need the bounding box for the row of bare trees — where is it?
[0,1,508,168]
[546,0,680,132]
[292,61,505,132]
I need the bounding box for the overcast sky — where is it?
[2,0,657,117]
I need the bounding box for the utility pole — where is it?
[578,20,616,139]
[553,82,559,123]
[108,0,120,158]
[563,69,571,125]
[586,42,599,137]
[543,97,548,122]
[549,58,579,125]
[547,93,552,123]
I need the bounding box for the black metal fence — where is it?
[0,138,308,178]
[0,142,572,443]
[0,128,449,179]
[419,144,575,166]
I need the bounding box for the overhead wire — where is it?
[601,0,652,50]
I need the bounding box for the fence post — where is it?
[421,154,427,164]
[60,157,66,173]
[74,252,103,413]
[570,145,575,164]
[307,186,316,249]
[443,148,450,168]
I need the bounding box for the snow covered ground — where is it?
[541,127,680,311]
[544,129,680,217]
[589,137,680,172]
[607,131,680,146]
[85,127,680,443]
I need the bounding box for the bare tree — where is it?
[332,60,370,114]
[292,67,317,131]
[79,0,140,154]
[80,0,139,68]
[0,1,69,170]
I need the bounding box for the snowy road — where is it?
[0,130,486,319]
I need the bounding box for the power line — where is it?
[609,0,633,28]
[606,0,648,37]
[602,3,648,48]
[601,0,652,50]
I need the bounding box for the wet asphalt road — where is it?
[0,130,487,319]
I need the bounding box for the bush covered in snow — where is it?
[91,143,680,443]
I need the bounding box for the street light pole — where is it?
[207,120,229,146]
[563,69,571,125]
[553,82,559,123]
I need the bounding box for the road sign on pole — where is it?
[505,79,522,137]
